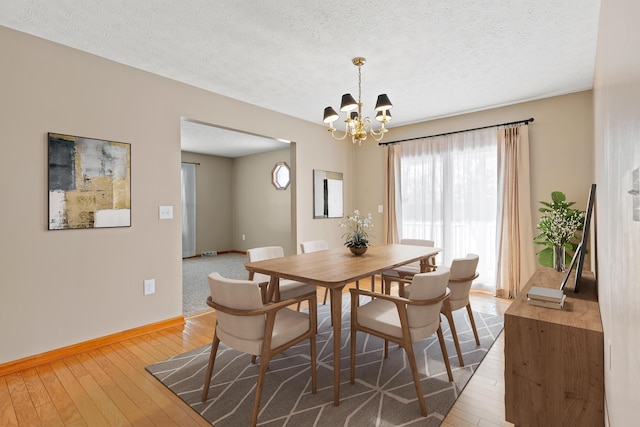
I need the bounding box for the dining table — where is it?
[244,243,442,406]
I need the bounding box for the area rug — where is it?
[183,253,248,317]
[147,296,503,426]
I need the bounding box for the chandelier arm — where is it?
[370,130,386,142]
[329,128,350,141]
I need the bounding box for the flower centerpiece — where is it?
[340,210,373,255]
[534,191,585,271]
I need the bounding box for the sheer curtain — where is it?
[181,163,196,258]
[391,128,498,291]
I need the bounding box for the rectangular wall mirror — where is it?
[313,170,343,218]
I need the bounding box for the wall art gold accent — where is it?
[48,132,131,230]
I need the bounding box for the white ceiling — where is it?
[1,1,601,157]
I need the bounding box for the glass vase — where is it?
[553,244,566,272]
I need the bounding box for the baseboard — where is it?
[0,316,185,377]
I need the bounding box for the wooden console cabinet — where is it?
[504,268,604,426]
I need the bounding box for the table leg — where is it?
[330,286,343,406]
[266,276,279,303]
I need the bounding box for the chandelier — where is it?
[322,57,392,145]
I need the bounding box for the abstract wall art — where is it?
[48,132,131,230]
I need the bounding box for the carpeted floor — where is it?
[182,253,248,317]
[148,296,504,426]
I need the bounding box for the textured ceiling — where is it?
[1,1,601,156]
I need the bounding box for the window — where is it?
[271,161,290,190]
[397,128,497,290]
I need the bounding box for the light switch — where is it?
[144,279,155,295]
[159,205,173,219]
[378,205,384,213]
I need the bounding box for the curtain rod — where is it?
[181,161,200,165]
[379,117,534,146]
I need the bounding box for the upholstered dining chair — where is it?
[382,238,436,295]
[441,254,481,350]
[349,268,453,417]
[300,240,330,304]
[400,253,480,367]
[201,273,317,427]
[247,246,317,307]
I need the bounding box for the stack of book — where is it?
[527,286,566,310]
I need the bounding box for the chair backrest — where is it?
[406,267,450,338]
[207,272,265,341]
[399,238,435,269]
[400,238,435,247]
[246,246,285,284]
[300,240,329,253]
[448,253,479,308]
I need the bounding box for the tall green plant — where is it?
[534,191,585,267]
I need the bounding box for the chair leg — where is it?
[436,325,454,382]
[404,343,428,417]
[309,302,318,393]
[442,299,464,366]
[251,355,270,427]
[201,334,221,402]
[350,302,357,385]
[251,355,257,364]
[370,275,375,292]
[466,303,480,345]
[322,288,329,305]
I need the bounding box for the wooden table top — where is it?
[244,243,442,288]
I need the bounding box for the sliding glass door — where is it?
[397,128,497,290]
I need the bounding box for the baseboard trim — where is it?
[0,316,185,377]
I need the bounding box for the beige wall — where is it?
[180,148,293,255]
[354,91,595,247]
[181,152,234,254]
[0,26,349,364]
[593,0,640,424]
[232,148,293,254]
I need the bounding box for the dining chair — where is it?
[441,254,481,348]
[201,272,317,427]
[349,268,453,417]
[382,238,436,295]
[300,240,330,304]
[400,253,480,366]
[247,246,317,307]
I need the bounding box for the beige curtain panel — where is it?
[495,126,536,298]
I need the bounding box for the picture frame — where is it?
[48,132,131,230]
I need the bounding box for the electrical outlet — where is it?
[159,206,173,219]
[144,279,155,295]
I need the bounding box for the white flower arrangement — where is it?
[339,210,373,249]
[534,191,585,268]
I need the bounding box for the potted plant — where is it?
[534,191,585,271]
[340,210,373,255]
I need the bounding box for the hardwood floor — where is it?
[1,284,512,426]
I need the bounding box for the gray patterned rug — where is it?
[183,254,248,317]
[148,296,504,426]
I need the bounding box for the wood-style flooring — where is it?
[1,283,513,427]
